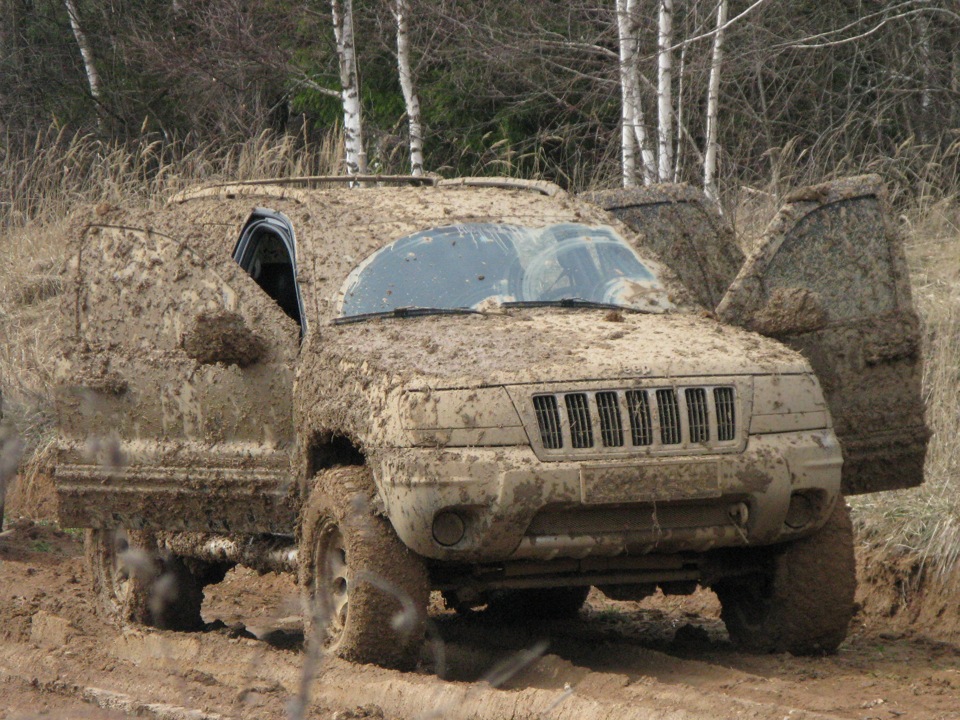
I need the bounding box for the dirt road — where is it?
[1,521,958,720]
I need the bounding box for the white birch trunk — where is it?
[633,99,657,185]
[64,0,103,104]
[395,0,424,176]
[616,0,637,187]
[656,0,674,182]
[673,41,686,183]
[616,0,655,186]
[703,0,728,202]
[332,0,366,175]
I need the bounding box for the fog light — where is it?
[432,511,466,546]
[785,492,816,530]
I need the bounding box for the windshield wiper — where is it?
[334,306,483,325]
[501,298,643,313]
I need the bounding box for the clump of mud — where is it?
[182,309,264,367]
[749,287,828,336]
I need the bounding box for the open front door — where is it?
[583,184,744,309]
[717,175,928,495]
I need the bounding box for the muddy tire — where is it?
[714,501,856,655]
[486,586,591,620]
[85,529,205,631]
[299,466,429,669]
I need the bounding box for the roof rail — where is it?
[167,175,439,204]
[437,177,563,197]
[167,183,308,205]
[167,174,564,205]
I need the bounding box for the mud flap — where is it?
[716,175,928,494]
[582,184,744,309]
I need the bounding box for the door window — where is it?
[234,210,305,332]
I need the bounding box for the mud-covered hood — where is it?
[320,309,809,389]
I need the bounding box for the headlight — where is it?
[750,374,831,434]
[400,387,527,446]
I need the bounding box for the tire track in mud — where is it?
[6,602,960,720]
[107,624,848,720]
[0,644,241,720]
[3,536,959,720]
[3,615,850,720]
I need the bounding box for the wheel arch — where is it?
[300,429,367,497]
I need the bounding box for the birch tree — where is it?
[332,0,366,175]
[673,38,686,183]
[616,0,637,186]
[703,0,728,202]
[63,0,103,110]
[395,0,424,176]
[656,0,674,182]
[616,0,655,187]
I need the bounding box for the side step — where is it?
[161,532,297,574]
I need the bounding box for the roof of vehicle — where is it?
[81,176,696,322]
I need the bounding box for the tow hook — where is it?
[728,502,749,527]
[728,502,750,543]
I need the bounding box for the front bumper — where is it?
[376,429,842,563]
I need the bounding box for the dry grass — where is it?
[1,124,344,230]
[852,198,960,576]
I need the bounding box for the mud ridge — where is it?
[0,666,232,720]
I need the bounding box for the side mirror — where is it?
[182,310,264,367]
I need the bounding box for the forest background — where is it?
[5,0,960,200]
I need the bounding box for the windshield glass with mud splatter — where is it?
[336,223,674,319]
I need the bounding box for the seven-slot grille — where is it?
[531,387,737,452]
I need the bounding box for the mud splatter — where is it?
[182,309,265,367]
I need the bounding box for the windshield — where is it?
[336,223,674,319]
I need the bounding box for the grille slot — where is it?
[715,387,736,441]
[565,393,594,448]
[533,395,563,449]
[656,389,682,444]
[626,390,653,446]
[596,392,624,447]
[685,388,710,443]
[530,385,736,452]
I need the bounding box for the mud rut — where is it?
[1,524,959,720]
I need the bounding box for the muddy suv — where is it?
[54,175,927,668]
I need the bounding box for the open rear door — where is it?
[583,184,744,309]
[56,217,300,532]
[717,175,928,494]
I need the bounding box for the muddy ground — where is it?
[1,520,959,720]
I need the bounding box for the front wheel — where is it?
[299,466,429,669]
[85,529,206,631]
[714,500,856,655]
